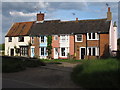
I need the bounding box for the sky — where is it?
[1,1,120,44]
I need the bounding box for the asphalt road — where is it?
[2,63,81,88]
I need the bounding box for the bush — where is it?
[2,56,46,73]
[71,59,120,88]
[2,57,26,73]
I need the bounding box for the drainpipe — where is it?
[98,31,101,59]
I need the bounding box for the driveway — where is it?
[2,62,81,88]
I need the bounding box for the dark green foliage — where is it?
[0,43,5,50]
[47,36,52,58]
[71,59,120,88]
[2,57,26,73]
[2,56,46,73]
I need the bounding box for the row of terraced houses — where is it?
[5,7,117,60]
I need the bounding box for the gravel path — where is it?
[2,62,81,88]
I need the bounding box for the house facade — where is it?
[5,7,117,59]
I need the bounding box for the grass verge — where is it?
[71,58,120,88]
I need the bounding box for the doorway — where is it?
[80,47,86,59]
[10,49,14,56]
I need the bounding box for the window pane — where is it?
[93,33,95,39]
[89,48,91,56]
[41,36,44,42]
[89,33,91,39]
[77,34,82,41]
[61,48,65,56]
[93,48,96,56]
[41,47,44,55]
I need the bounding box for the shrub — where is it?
[71,59,119,88]
[2,56,46,73]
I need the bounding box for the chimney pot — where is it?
[108,7,110,12]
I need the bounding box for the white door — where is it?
[54,48,58,59]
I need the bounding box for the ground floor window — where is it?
[61,48,65,56]
[20,46,28,56]
[87,47,99,56]
[40,47,47,56]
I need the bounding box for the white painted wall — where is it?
[5,36,30,56]
[109,21,118,56]
[59,35,70,57]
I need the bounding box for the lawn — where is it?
[71,58,120,88]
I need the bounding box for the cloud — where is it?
[9,11,36,17]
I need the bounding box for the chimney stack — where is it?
[76,18,78,22]
[107,7,112,20]
[37,12,44,21]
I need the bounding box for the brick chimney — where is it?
[37,12,44,21]
[76,18,78,22]
[107,7,112,20]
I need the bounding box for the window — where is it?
[8,37,12,42]
[31,37,34,44]
[41,47,44,55]
[41,36,44,43]
[87,33,98,40]
[19,37,24,42]
[20,46,28,56]
[61,48,65,56]
[40,47,47,56]
[87,47,99,56]
[88,48,91,56]
[93,48,96,56]
[54,35,58,40]
[61,35,66,41]
[75,34,82,42]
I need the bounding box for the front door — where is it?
[10,49,14,56]
[54,48,58,59]
[80,47,86,59]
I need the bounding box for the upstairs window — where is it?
[87,33,99,40]
[18,37,24,42]
[54,35,58,40]
[61,35,66,41]
[31,37,34,44]
[75,34,82,42]
[41,36,44,43]
[8,37,12,42]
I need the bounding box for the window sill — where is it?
[87,39,99,40]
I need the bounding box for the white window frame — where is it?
[40,36,46,43]
[60,47,68,57]
[75,34,83,42]
[8,37,12,42]
[54,35,58,40]
[40,47,47,56]
[87,33,99,40]
[87,47,99,56]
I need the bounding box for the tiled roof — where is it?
[5,21,34,37]
[28,18,111,36]
[6,18,111,37]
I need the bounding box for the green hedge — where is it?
[71,59,120,88]
[2,56,46,73]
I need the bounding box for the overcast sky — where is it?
[1,1,120,44]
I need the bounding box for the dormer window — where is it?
[18,37,24,42]
[8,37,12,42]
[87,33,99,40]
[75,34,83,42]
